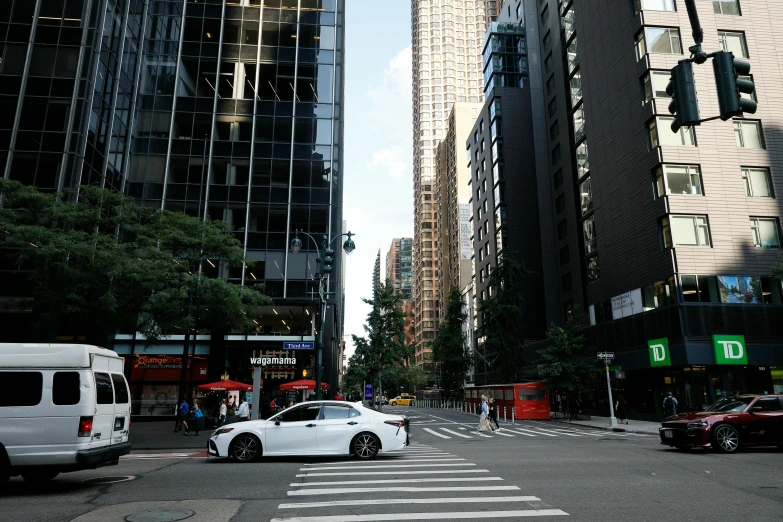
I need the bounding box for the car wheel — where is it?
[230,434,262,463]
[352,433,380,460]
[20,469,59,482]
[391,402,397,406]
[712,424,740,453]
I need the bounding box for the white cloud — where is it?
[366,146,408,180]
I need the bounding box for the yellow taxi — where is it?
[389,395,415,406]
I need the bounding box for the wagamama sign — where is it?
[250,357,296,366]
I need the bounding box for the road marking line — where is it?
[303,458,465,466]
[423,428,451,439]
[475,432,494,438]
[296,469,491,477]
[271,509,569,521]
[440,428,474,439]
[529,427,580,436]
[287,485,521,496]
[279,496,540,509]
[300,463,476,471]
[492,430,515,437]
[289,477,504,487]
[505,428,545,437]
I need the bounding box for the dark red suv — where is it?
[659,394,783,453]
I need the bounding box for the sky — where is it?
[342,1,413,358]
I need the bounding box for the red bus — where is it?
[465,383,550,420]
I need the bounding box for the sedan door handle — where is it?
[347,421,358,425]
[306,423,317,427]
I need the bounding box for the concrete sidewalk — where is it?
[556,415,661,436]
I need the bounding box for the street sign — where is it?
[597,352,615,359]
[364,384,373,399]
[283,342,314,350]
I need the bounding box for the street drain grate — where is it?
[125,509,195,522]
[84,475,136,485]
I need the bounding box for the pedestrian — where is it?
[615,396,628,425]
[488,398,500,431]
[663,391,678,418]
[176,398,190,435]
[218,399,227,426]
[476,396,494,434]
[192,401,203,434]
[269,397,276,414]
[238,397,250,421]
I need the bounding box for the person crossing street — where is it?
[476,396,494,434]
[488,398,501,431]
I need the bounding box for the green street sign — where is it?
[648,338,670,367]
[713,335,747,365]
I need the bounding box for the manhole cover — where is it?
[125,509,195,522]
[83,475,136,484]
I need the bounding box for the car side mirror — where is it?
[275,420,281,426]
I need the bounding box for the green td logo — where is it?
[648,338,670,367]
[713,335,747,365]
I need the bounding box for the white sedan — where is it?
[207,400,409,462]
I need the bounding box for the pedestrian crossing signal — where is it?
[301,366,313,379]
[615,371,626,380]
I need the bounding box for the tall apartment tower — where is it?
[533,0,783,411]
[437,102,483,321]
[372,249,382,296]
[0,0,347,409]
[411,0,498,368]
[386,238,413,300]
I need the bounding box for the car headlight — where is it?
[687,421,708,429]
[212,427,235,436]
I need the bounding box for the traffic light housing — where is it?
[321,248,335,274]
[666,62,700,132]
[301,366,313,379]
[713,50,756,121]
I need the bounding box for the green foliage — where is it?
[536,318,597,396]
[0,179,269,344]
[382,363,427,395]
[477,256,531,383]
[431,286,469,401]
[773,263,783,283]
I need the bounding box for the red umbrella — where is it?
[195,380,252,392]
[279,379,330,391]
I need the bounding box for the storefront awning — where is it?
[195,380,252,392]
[279,379,330,391]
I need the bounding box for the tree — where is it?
[476,256,531,383]
[0,179,269,347]
[431,286,470,401]
[773,262,783,284]
[350,281,411,410]
[536,317,597,399]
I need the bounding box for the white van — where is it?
[0,344,132,486]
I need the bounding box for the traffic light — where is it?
[615,370,626,380]
[301,366,313,379]
[321,248,335,274]
[712,50,756,121]
[666,61,700,132]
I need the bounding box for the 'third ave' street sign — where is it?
[597,352,615,359]
[283,342,315,350]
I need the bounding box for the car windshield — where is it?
[705,397,754,413]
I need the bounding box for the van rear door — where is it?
[110,373,130,444]
[92,372,115,448]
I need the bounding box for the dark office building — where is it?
[0,0,346,416]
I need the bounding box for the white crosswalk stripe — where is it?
[422,427,451,438]
[273,444,570,521]
[439,428,474,438]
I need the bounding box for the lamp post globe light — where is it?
[290,229,356,399]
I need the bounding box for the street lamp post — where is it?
[291,229,355,400]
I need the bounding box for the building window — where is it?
[580,176,592,215]
[557,219,567,240]
[546,75,555,96]
[556,194,565,214]
[554,168,563,188]
[583,215,596,255]
[570,70,582,107]
[680,275,720,303]
[718,31,748,58]
[642,70,672,102]
[549,120,559,141]
[734,120,764,149]
[561,272,572,292]
[544,54,553,75]
[543,30,552,50]
[649,117,696,147]
[750,218,780,248]
[654,164,703,197]
[635,0,676,12]
[540,5,549,26]
[548,98,558,117]
[551,144,561,164]
[586,256,600,282]
[662,215,711,248]
[636,27,682,61]
[742,167,773,197]
[567,38,578,74]
[576,140,589,178]
[713,0,740,16]
[560,245,570,266]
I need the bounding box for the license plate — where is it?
[664,430,674,438]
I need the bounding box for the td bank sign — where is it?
[648,338,671,367]
[713,335,748,365]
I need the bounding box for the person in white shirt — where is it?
[219,399,227,426]
[238,398,250,421]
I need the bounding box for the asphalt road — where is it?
[1,407,781,521]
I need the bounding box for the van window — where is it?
[0,372,43,407]
[53,372,81,405]
[94,373,114,404]
[111,374,129,404]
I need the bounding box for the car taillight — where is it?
[78,416,93,437]
[385,420,405,427]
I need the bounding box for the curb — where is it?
[554,419,659,436]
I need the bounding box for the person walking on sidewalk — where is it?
[488,398,501,431]
[476,396,494,434]
[238,397,250,421]
[615,396,628,425]
[191,401,203,435]
[663,391,678,418]
[176,398,190,434]
[218,399,227,427]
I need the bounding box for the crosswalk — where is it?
[271,444,570,521]
[414,421,650,441]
